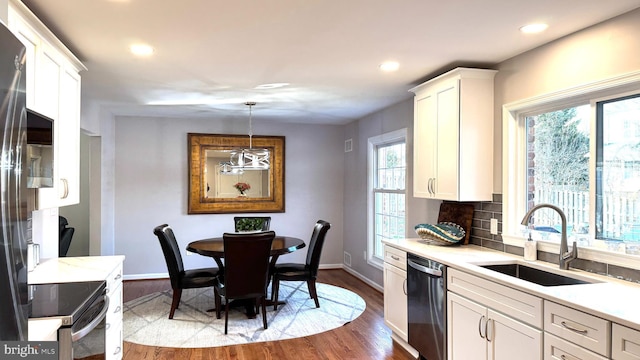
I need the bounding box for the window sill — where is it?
[503,233,640,270]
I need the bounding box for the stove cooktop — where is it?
[29,281,106,325]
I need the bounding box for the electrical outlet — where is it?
[490,218,498,235]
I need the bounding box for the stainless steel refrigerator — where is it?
[0,21,28,341]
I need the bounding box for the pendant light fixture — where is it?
[220,102,270,174]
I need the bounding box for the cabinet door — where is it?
[7,13,38,109]
[384,263,408,340]
[56,68,81,206]
[433,79,460,200]
[488,309,542,360]
[413,91,436,198]
[448,292,487,360]
[32,43,62,209]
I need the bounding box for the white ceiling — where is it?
[20,0,640,125]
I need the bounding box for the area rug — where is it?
[123,282,366,348]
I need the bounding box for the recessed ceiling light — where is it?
[130,43,154,56]
[254,83,289,90]
[520,23,548,34]
[379,61,399,72]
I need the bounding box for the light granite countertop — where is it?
[383,238,640,332]
[27,256,126,341]
[28,255,125,284]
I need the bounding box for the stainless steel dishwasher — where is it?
[407,253,447,360]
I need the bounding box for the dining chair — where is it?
[153,224,219,319]
[271,220,331,310]
[213,231,276,334]
[58,216,75,257]
[234,216,271,232]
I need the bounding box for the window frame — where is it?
[502,70,640,268]
[367,128,407,270]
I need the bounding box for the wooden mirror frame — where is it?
[188,133,285,214]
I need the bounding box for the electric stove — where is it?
[29,281,106,326]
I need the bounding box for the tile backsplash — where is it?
[462,194,640,284]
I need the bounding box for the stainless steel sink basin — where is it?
[480,263,594,286]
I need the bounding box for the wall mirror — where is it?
[188,133,285,214]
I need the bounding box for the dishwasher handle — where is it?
[407,258,442,277]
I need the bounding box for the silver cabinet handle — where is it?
[560,321,589,335]
[486,318,494,342]
[113,347,122,355]
[60,178,69,199]
[402,278,407,295]
[478,315,486,339]
[560,353,581,360]
[114,273,122,281]
[390,255,400,261]
[114,305,122,314]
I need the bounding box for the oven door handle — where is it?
[408,259,442,277]
[71,296,110,342]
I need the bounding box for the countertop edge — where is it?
[383,238,640,332]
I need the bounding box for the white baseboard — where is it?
[342,265,383,293]
[391,332,419,359]
[125,264,384,294]
[124,272,168,281]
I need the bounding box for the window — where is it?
[368,129,407,268]
[503,73,640,264]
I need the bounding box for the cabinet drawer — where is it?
[447,268,543,328]
[106,322,123,360]
[544,333,607,360]
[384,245,406,270]
[107,284,123,322]
[106,264,123,294]
[612,323,640,359]
[544,301,610,357]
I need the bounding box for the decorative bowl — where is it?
[415,222,466,246]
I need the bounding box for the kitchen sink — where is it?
[480,263,596,286]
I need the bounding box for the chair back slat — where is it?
[222,231,275,298]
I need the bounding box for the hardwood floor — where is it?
[122,269,415,360]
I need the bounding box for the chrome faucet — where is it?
[520,203,578,270]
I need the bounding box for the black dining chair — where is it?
[58,216,75,257]
[153,224,219,319]
[271,220,331,310]
[213,231,275,334]
[234,216,271,232]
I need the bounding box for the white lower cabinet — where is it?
[447,268,542,360]
[383,246,408,340]
[105,263,124,360]
[448,292,542,360]
[545,333,607,360]
[612,324,640,360]
[544,300,610,359]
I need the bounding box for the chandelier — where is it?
[220,102,270,174]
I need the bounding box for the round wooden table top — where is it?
[186,236,306,258]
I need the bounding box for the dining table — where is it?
[186,235,306,317]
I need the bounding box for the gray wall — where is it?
[91,7,640,285]
[341,8,640,285]
[493,8,640,193]
[114,116,344,278]
[342,99,436,284]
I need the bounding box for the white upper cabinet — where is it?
[7,0,86,209]
[410,68,496,201]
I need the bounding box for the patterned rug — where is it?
[123,282,366,348]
